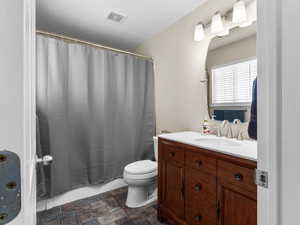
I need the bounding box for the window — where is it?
[211,58,257,106]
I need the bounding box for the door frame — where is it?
[23,0,37,224]
[257,0,281,225]
[20,0,281,225]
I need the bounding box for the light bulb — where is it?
[194,23,205,41]
[211,12,224,34]
[232,0,247,24]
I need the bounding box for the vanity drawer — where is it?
[160,140,184,164]
[185,150,217,175]
[218,160,256,193]
[185,168,217,223]
[185,167,216,197]
[185,209,216,225]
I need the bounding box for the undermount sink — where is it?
[193,138,242,147]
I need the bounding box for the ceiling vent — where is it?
[107,12,127,23]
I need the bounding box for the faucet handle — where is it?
[217,127,221,137]
[237,132,243,140]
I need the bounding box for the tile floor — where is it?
[37,187,167,225]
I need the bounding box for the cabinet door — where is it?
[160,160,185,220]
[218,183,257,225]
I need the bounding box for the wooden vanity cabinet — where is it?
[158,139,185,223]
[217,160,257,225]
[158,138,257,225]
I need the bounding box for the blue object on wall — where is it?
[214,110,246,122]
[248,78,257,139]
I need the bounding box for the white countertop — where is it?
[158,131,257,161]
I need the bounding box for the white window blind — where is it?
[211,58,257,106]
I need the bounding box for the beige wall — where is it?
[206,35,257,122]
[135,0,238,133]
[136,37,210,133]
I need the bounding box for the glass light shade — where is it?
[194,23,205,41]
[232,0,247,24]
[211,13,224,34]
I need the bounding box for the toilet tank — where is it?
[153,136,158,161]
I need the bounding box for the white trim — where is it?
[210,102,251,107]
[257,0,280,225]
[23,0,36,225]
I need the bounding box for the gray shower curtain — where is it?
[36,35,155,198]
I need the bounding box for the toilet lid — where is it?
[125,160,157,175]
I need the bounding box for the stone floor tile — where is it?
[37,187,167,225]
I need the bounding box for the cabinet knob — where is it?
[194,184,202,192]
[195,215,202,221]
[196,160,202,167]
[234,173,243,181]
[169,152,175,157]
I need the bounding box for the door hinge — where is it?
[255,169,268,188]
[0,150,21,225]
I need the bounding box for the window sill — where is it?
[210,103,251,107]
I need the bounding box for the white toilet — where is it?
[123,136,158,208]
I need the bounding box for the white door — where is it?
[258,0,300,225]
[278,0,300,224]
[0,0,36,225]
[257,0,280,224]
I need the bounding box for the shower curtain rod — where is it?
[36,30,153,61]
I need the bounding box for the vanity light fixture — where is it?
[239,20,253,28]
[232,0,247,24]
[217,29,230,37]
[194,23,205,41]
[211,12,224,34]
[194,0,256,41]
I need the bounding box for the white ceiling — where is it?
[36,0,207,50]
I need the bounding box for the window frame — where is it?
[210,56,257,107]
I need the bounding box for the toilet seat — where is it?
[124,160,157,180]
[124,170,157,180]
